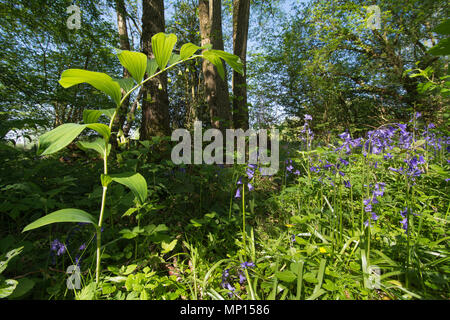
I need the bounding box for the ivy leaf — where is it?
[59,69,122,106]
[151,33,177,70]
[22,209,97,232]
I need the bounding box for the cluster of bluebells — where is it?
[364,126,397,156]
[285,158,300,176]
[310,156,351,188]
[336,131,362,154]
[299,114,314,149]
[49,222,93,266]
[235,164,257,198]
[221,262,256,297]
[389,154,426,183]
[399,207,419,234]
[363,182,386,227]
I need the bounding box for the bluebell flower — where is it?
[238,272,246,284]
[50,239,66,256]
[240,261,256,269]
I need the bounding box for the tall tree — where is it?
[199,0,231,130]
[140,0,171,139]
[232,0,250,130]
[112,0,132,143]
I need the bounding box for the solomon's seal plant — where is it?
[22,32,243,284]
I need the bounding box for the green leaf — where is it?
[433,19,450,35]
[202,51,226,80]
[85,123,111,140]
[22,209,97,232]
[0,279,18,298]
[161,239,177,254]
[429,38,450,56]
[275,270,297,283]
[168,53,181,66]
[146,59,158,77]
[78,138,110,158]
[151,33,177,70]
[101,174,113,187]
[209,49,244,75]
[0,247,23,274]
[77,282,96,300]
[37,123,86,156]
[110,172,148,204]
[7,278,35,299]
[83,109,116,124]
[114,78,136,93]
[180,43,200,60]
[116,50,147,83]
[59,69,122,106]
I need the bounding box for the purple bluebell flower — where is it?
[240,261,256,269]
[247,183,254,191]
[235,187,241,198]
[50,239,66,256]
[238,272,246,284]
[79,243,87,251]
[344,180,351,188]
[304,114,312,121]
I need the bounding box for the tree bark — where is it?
[113,0,132,142]
[198,0,231,131]
[140,0,171,139]
[232,0,250,130]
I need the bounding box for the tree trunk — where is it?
[140,0,171,139]
[198,0,231,131]
[113,0,132,142]
[232,0,250,130]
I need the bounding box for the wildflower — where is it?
[344,180,351,188]
[234,187,241,199]
[365,204,373,212]
[319,247,327,254]
[384,153,393,160]
[238,272,246,284]
[400,218,408,232]
[304,114,312,121]
[240,262,256,269]
[339,158,349,166]
[247,183,254,191]
[50,239,66,256]
[79,243,87,251]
